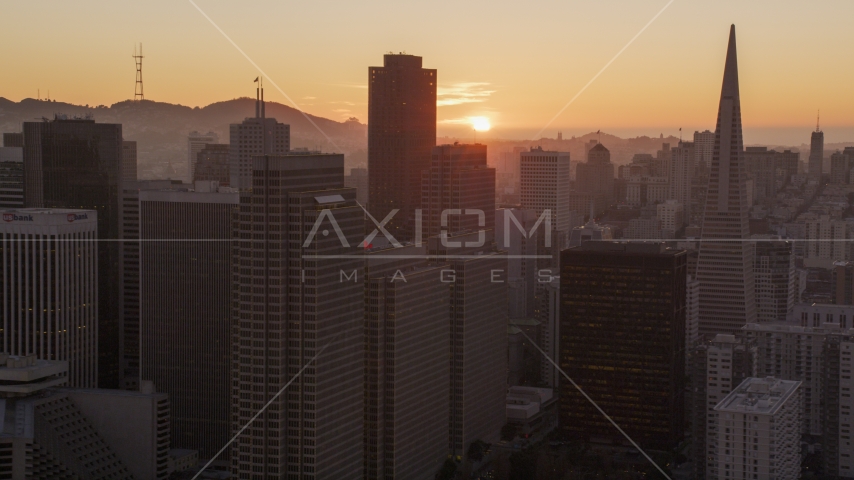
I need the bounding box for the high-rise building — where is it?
[23,117,128,388]
[804,214,850,268]
[538,275,561,388]
[228,87,290,190]
[693,130,715,179]
[344,166,368,205]
[231,153,364,478]
[0,208,98,387]
[495,208,539,318]
[710,377,801,480]
[745,147,800,201]
[0,356,134,479]
[822,332,854,477]
[422,143,495,241]
[690,334,755,480]
[193,143,230,185]
[657,199,684,238]
[187,131,218,182]
[669,141,693,225]
[520,147,571,233]
[0,145,24,209]
[363,247,450,479]
[139,186,238,460]
[833,260,854,305]
[696,25,757,337]
[809,120,824,181]
[2,132,23,147]
[575,143,614,207]
[122,140,137,183]
[560,242,686,450]
[368,54,437,241]
[753,238,795,323]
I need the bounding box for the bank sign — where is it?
[3,213,34,222]
[67,213,89,223]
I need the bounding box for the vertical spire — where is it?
[720,24,740,101]
[817,110,820,132]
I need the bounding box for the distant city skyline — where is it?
[1,1,853,144]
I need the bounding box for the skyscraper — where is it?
[363,247,450,479]
[228,86,290,190]
[560,242,686,450]
[193,143,230,185]
[753,238,795,323]
[809,117,824,181]
[23,117,128,387]
[368,54,437,241]
[696,25,757,336]
[231,153,364,478]
[0,144,23,209]
[520,147,571,233]
[573,143,614,216]
[139,186,238,460]
[422,143,495,241]
[0,208,98,387]
[669,141,694,225]
[693,130,715,178]
[187,130,218,182]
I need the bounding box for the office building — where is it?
[696,26,757,336]
[496,208,539,318]
[139,186,238,460]
[520,147,571,233]
[368,54,437,241]
[2,132,23,148]
[64,381,171,480]
[538,276,561,389]
[364,246,450,479]
[23,116,128,388]
[686,275,700,350]
[809,121,824,181]
[422,143,495,241]
[231,153,364,478]
[193,143,230,185]
[0,208,98,387]
[0,356,134,479]
[344,166,368,205]
[0,145,24,209]
[745,147,799,200]
[657,200,684,238]
[753,238,795,323]
[568,218,612,246]
[669,141,693,224]
[122,140,137,183]
[833,261,854,305]
[690,334,755,480]
[710,377,801,480]
[187,131,218,181]
[693,130,715,179]
[804,214,850,268]
[560,242,686,450]
[822,332,854,478]
[228,87,290,190]
[575,143,614,207]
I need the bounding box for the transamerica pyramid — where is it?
[697,25,757,336]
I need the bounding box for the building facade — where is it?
[187,130,218,182]
[139,188,238,460]
[520,147,571,234]
[560,242,686,450]
[368,54,437,242]
[0,208,98,387]
[0,146,24,209]
[228,91,290,190]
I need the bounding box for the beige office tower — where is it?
[693,130,715,176]
[0,208,98,388]
[669,141,694,225]
[519,147,571,234]
[231,153,364,478]
[696,25,757,336]
[364,246,450,479]
[711,377,802,480]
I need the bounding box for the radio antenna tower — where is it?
[133,43,144,102]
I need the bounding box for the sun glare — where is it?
[471,117,491,131]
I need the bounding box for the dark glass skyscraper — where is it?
[368,54,437,241]
[560,242,686,450]
[23,117,128,388]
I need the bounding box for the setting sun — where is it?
[471,117,491,131]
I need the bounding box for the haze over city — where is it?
[2,0,854,144]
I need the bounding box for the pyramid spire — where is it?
[720,25,740,101]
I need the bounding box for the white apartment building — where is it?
[711,377,801,480]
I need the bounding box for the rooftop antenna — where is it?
[254,76,260,118]
[261,77,265,119]
[816,110,820,132]
[133,43,144,102]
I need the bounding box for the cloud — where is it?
[329,101,356,106]
[332,108,351,113]
[303,96,316,100]
[437,82,495,107]
[329,83,368,89]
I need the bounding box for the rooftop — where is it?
[714,377,800,416]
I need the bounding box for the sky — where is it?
[1,0,853,144]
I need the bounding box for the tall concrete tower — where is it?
[696,25,757,336]
[809,113,824,181]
